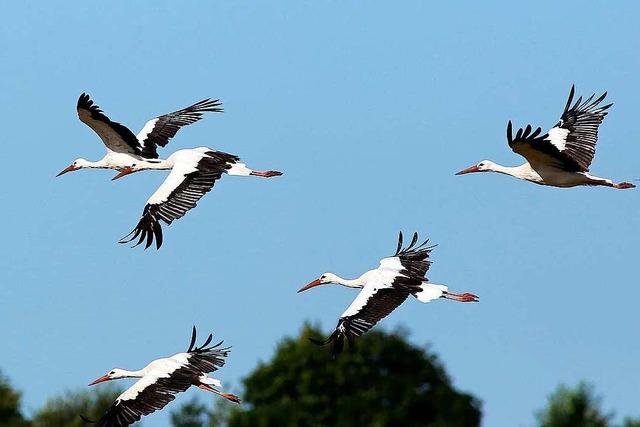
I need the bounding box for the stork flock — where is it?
[55,86,633,426]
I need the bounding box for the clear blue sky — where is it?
[1,2,639,426]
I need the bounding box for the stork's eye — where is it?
[109,371,115,375]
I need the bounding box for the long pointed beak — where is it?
[88,374,111,386]
[112,167,135,181]
[455,165,480,175]
[56,165,79,177]
[297,279,322,293]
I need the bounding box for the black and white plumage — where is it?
[456,85,635,189]
[81,327,240,427]
[113,148,282,250]
[56,93,222,176]
[297,232,479,357]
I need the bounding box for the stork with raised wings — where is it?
[456,85,635,189]
[112,148,282,250]
[57,93,222,176]
[297,232,478,357]
[81,327,239,427]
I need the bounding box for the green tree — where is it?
[536,382,640,427]
[170,396,236,427]
[0,370,30,427]
[171,397,208,427]
[30,384,136,427]
[226,323,481,427]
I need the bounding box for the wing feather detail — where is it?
[507,85,612,172]
[136,99,223,158]
[77,93,142,156]
[119,151,239,249]
[81,328,230,427]
[310,287,410,358]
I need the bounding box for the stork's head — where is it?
[56,158,91,177]
[88,368,128,385]
[455,160,496,175]
[297,272,341,293]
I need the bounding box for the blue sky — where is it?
[1,2,639,426]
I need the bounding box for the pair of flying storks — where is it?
[82,232,478,427]
[66,85,633,426]
[57,93,281,249]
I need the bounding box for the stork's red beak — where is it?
[88,374,111,386]
[297,279,322,293]
[111,167,135,181]
[455,165,480,175]
[56,165,80,177]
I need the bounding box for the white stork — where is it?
[56,93,222,177]
[456,85,635,189]
[111,148,282,250]
[81,327,239,427]
[297,232,478,357]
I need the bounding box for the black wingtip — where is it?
[119,208,164,250]
[394,231,435,256]
[564,84,576,113]
[396,231,403,256]
[409,232,418,248]
[506,120,513,144]
[77,93,91,108]
[308,336,330,346]
[308,330,346,358]
[188,326,197,352]
[79,414,97,424]
[188,328,226,353]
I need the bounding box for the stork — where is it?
[456,85,635,189]
[297,232,478,357]
[56,93,222,177]
[112,148,282,250]
[81,327,239,427]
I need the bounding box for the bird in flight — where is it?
[456,85,635,189]
[112,147,282,250]
[297,232,478,357]
[57,93,222,177]
[82,326,239,427]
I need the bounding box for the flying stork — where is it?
[112,148,282,250]
[81,327,239,427]
[56,93,222,177]
[297,232,479,357]
[456,85,635,189]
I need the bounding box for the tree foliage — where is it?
[171,397,209,427]
[536,382,640,427]
[225,323,481,427]
[170,396,236,427]
[30,383,133,427]
[0,370,30,427]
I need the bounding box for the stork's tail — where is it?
[415,282,449,303]
[415,282,479,303]
[200,375,223,388]
[226,162,283,177]
[197,378,241,404]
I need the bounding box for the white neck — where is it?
[81,158,111,169]
[117,368,147,379]
[327,273,366,289]
[489,162,536,180]
[133,158,174,171]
